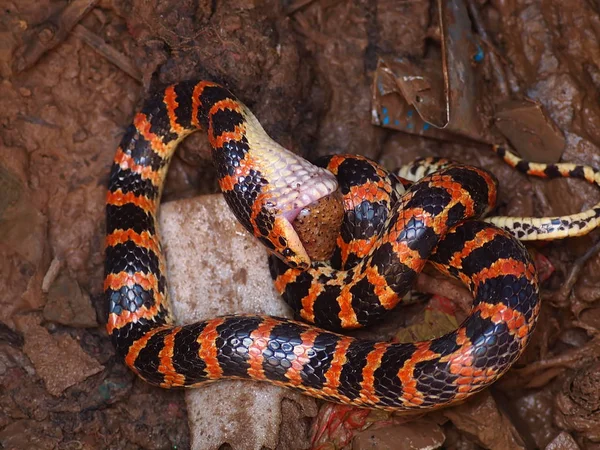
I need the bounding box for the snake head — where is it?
[257,164,339,270]
[215,107,339,270]
[221,172,338,270]
[219,154,338,270]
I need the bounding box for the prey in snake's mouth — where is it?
[222,107,341,269]
[104,80,574,411]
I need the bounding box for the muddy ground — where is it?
[1,0,600,449]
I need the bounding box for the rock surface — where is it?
[160,194,317,450]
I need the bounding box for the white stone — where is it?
[160,194,316,450]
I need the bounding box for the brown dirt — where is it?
[1,0,600,449]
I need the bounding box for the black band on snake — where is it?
[105,80,598,411]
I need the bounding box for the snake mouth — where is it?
[269,160,339,223]
[266,164,339,268]
[288,189,345,262]
[280,171,338,214]
[278,173,339,227]
[279,171,344,265]
[239,108,339,267]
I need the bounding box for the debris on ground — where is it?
[2,0,600,448]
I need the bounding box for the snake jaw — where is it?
[269,216,312,269]
[266,169,339,270]
[233,107,339,268]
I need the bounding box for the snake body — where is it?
[105,80,599,411]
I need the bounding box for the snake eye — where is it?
[282,248,293,257]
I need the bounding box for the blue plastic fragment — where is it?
[473,44,484,63]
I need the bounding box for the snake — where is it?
[105,80,599,411]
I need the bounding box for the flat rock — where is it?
[160,194,317,450]
[43,272,97,328]
[16,314,104,396]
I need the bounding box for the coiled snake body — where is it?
[105,80,596,411]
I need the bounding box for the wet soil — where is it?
[1,0,600,449]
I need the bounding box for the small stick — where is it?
[72,24,142,82]
[552,238,600,307]
[515,336,600,377]
[286,0,317,15]
[14,0,100,73]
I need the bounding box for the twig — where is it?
[14,0,100,73]
[551,238,600,307]
[72,24,142,82]
[514,337,600,377]
[291,13,330,46]
[286,0,318,15]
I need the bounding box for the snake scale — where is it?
[105,80,599,411]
